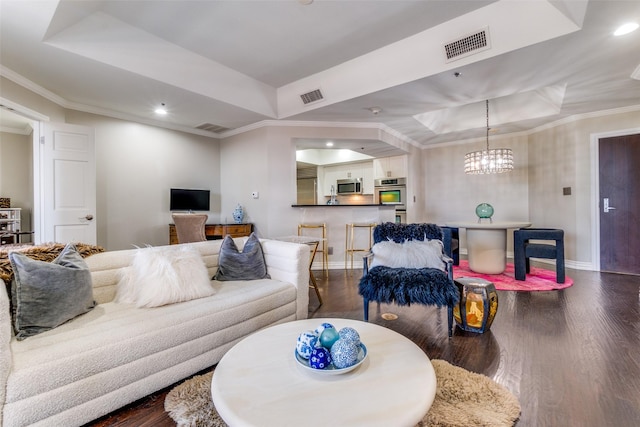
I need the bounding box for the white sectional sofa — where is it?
[0,238,310,427]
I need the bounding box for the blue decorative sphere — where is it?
[338,327,361,346]
[319,327,340,349]
[296,331,318,359]
[475,203,494,219]
[314,322,334,336]
[330,339,360,369]
[309,347,332,369]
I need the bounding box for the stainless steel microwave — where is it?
[336,178,363,195]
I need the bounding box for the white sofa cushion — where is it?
[115,244,214,307]
[370,239,446,271]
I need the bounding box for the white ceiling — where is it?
[1,0,639,152]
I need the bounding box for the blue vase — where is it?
[232,204,244,224]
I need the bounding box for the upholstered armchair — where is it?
[513,228,565,283]
[358,223,459,337]
[171,214,208,244]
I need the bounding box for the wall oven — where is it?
[374,178,406,210]
[374,177,407,223]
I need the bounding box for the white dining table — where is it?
[444,221,531,274]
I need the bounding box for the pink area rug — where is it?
[453,260,573,291]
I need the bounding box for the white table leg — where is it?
[466,228,507,274]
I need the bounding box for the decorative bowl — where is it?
[294,343,367,375]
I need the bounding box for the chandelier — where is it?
[464,100,513,174]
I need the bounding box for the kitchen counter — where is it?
[290,204,395,270]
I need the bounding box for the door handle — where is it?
[84,214,94,221]
[603,198,616,213]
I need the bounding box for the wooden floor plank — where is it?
[86,266,640,427]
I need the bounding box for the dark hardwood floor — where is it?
[88,265,640,427]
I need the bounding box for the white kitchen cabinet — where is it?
[362,165,374,194]
[373,155,407,179]
[321,161,373,196]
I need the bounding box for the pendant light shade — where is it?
[464,100,513,174]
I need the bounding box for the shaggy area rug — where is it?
[165,359,521,427]
[454,260,572,292]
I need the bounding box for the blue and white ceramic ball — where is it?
[296,330,318,359]
[330,338,360,369]
[338,327,361,346]
[314,322,335,336]
[309,347,332,369]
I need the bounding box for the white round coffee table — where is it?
[211,318,436,427]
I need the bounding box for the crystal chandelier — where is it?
[464,100,513,174]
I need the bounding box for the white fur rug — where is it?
[165,359,520,427]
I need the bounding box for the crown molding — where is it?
[0,124,33,135]
[1,65,67,107]
[219,119,421,149]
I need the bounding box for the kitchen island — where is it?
[290,204,395,270]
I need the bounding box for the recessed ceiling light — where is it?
[326,141,334,147]
[155,103,167,115]
[614,22,639,36]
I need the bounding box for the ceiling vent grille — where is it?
[300,89,324,105]
[195,123,231,134]
[444,28,491,62]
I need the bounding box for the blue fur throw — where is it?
[359,266,459,307]
[373,222,443,244]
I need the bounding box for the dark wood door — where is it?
[599,133,640,274]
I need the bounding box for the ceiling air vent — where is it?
[444,28,491,62]
[195,123,231,134]
[300,89,324,105]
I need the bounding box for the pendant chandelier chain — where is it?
[486,99,490,151]
[463,98,514,174]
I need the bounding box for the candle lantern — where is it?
[453,277,498,333]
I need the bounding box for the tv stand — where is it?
[169,223,252,245]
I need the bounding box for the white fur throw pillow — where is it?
[369,239,446,271]
[115,245,214,308]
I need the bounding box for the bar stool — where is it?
[345,223,376,270]
[298,223,328,277]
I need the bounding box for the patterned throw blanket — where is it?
[0,243,105,285]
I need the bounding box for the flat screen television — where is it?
[170,188,210,211]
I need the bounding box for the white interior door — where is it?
[40,122,96,244]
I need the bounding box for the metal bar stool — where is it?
[345,223,376,270]
[298,223,328,277]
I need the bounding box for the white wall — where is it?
[220,125,391,239]
[421,134,529,255]
[65,111,220,250]
[219,125,400,268]
[5,75,639,264]
[528,109,640,267]
[0,131,33,241]
[420,108,640,268]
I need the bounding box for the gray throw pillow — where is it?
[10,243,96,340]
[214,233,270,281]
